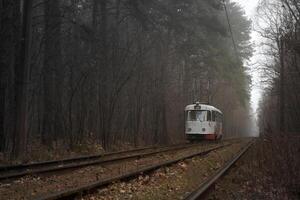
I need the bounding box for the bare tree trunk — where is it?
[0,68,5,151]
[99,0,108,150]
[13,0,33,159]
[0,1,8,151]
[42,0,62,145]
[280,38,285,133]
[92,0,98,55]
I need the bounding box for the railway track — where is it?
[0,142,208,181]
[184,140,254,200]
[32,142,231,200]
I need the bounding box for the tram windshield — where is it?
[186,110,209,122]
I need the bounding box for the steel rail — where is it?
[184,140,254,200]
[0,145,165,171]
[32,143,231,200]
[0,142,206,180]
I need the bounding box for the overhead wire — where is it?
[222,0,240,63]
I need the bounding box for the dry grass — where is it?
[207,133,300,199]
[0,137,105,165]
[257,132,300,197]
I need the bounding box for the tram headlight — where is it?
[187,128,192,132]
[202,128,206,132]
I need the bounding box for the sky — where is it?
[233,0,260,16]
[232,0,261,115]
[231,0,262,136]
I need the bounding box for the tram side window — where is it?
[212,111,216,121]
[207,111,211,121]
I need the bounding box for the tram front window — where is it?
[187,110,208,121]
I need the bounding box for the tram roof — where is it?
[185,103,222,114]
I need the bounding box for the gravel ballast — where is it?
[0,140,244,200]
[80,139,250,200]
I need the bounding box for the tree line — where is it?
[255,0,300,194]
[0,0,253,159]
[257,0,300,133]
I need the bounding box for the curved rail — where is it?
[0,142,205,180]
[184,140,254,200]
[0,146,155,171]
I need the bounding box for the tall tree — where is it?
[42,0,63,145]
[13,0,33,158]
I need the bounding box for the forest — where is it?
[256,0,300,196]
[1,0,253,160]
[257,0,300,133]
[0,0,300,199]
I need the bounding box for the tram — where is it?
[185,102,223,141]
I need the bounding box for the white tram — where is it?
[185,102,223,140]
